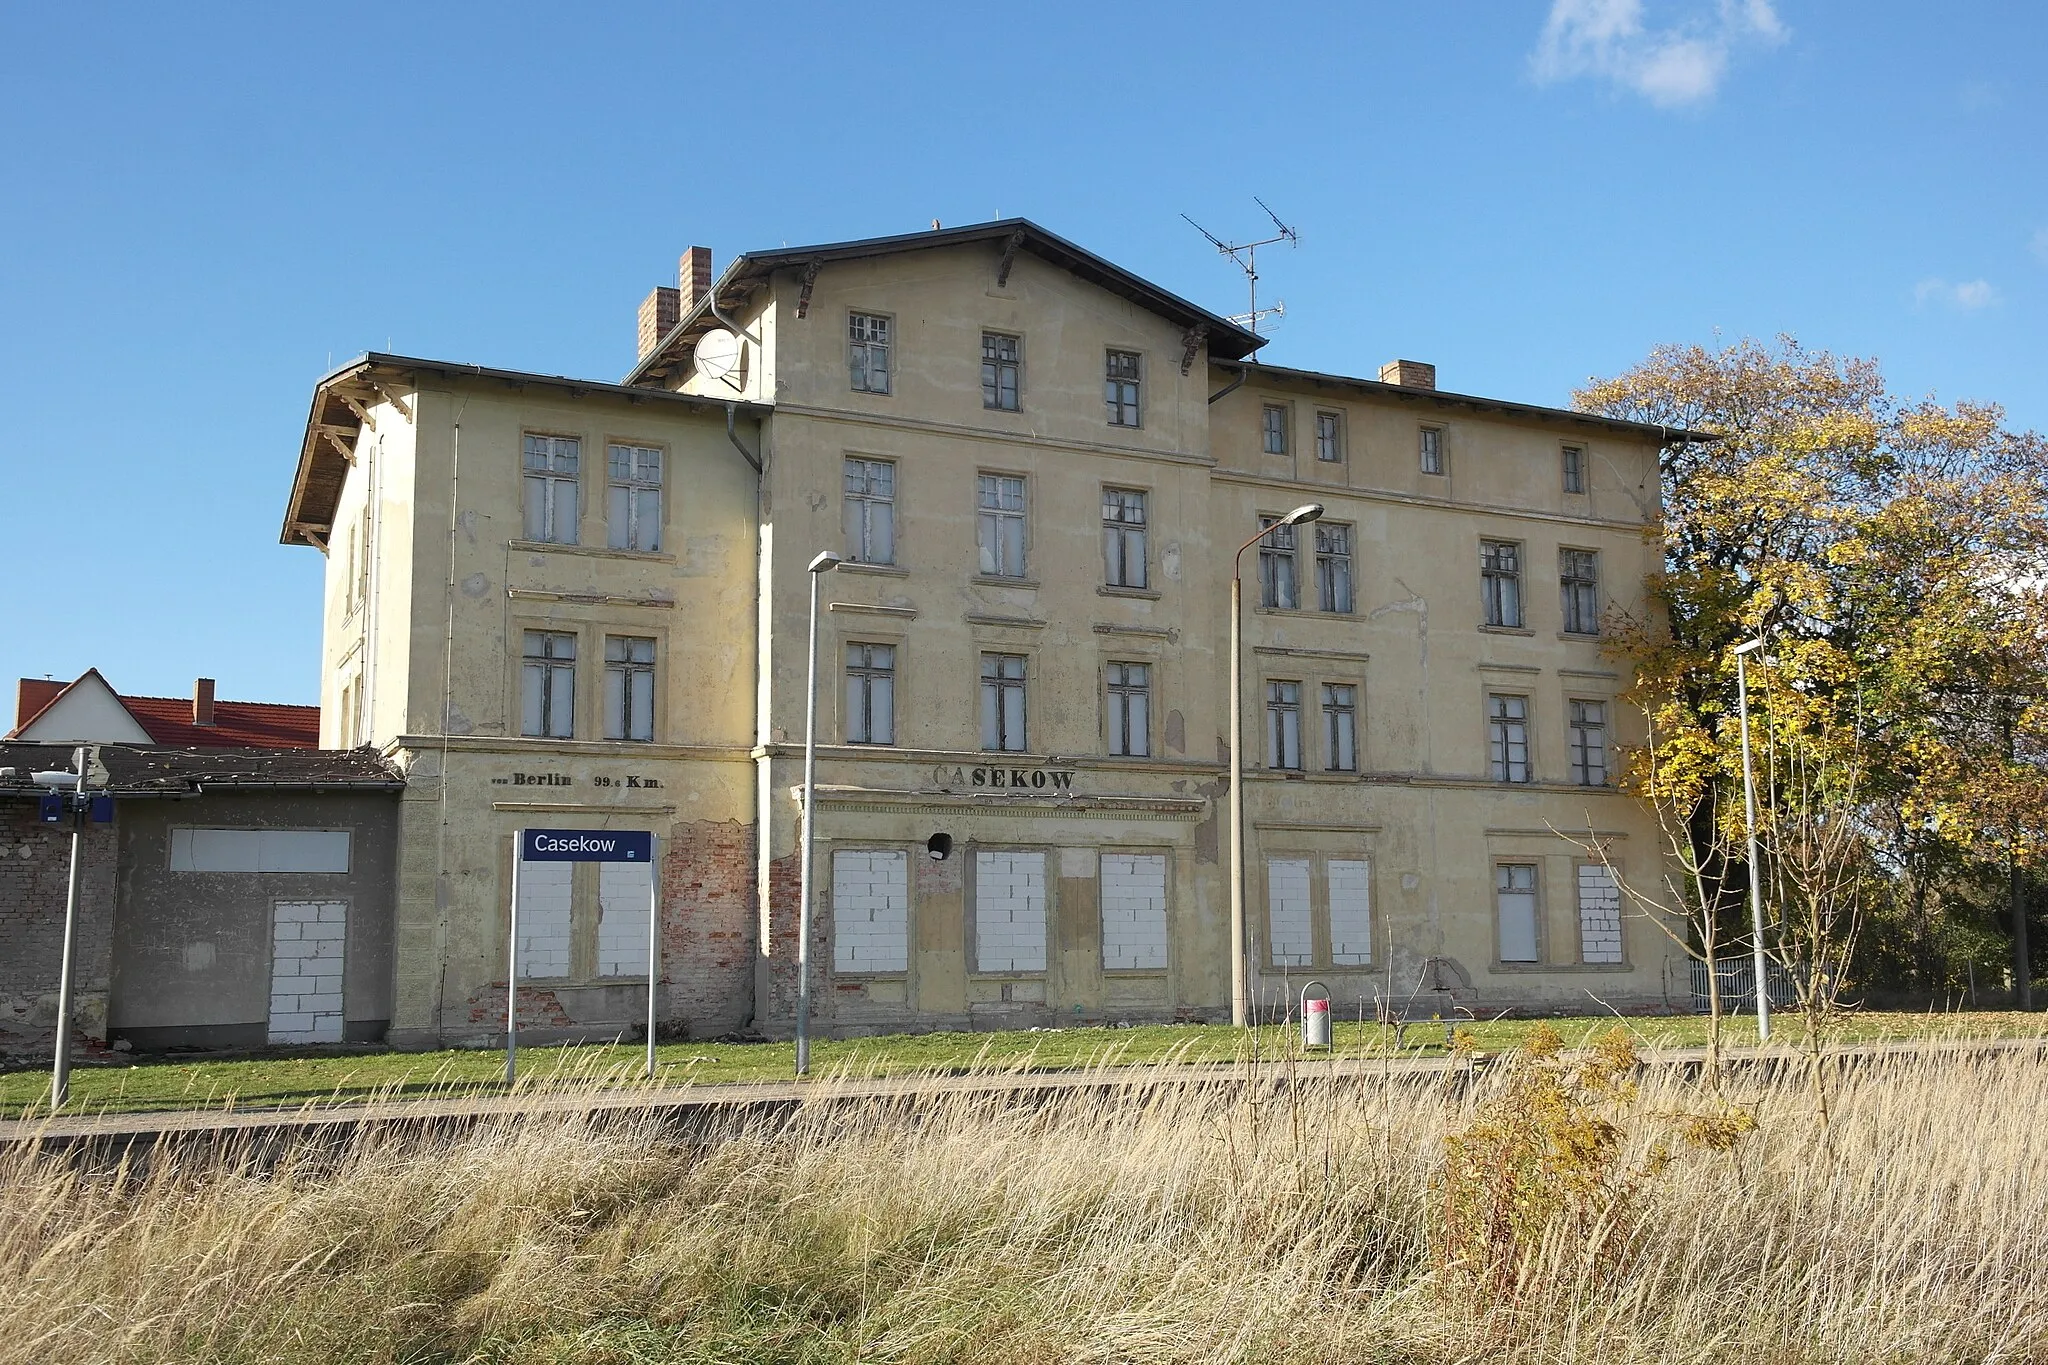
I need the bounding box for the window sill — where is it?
[509,540,677,565]
[1491,961,1632,974]
[1097,585,1161,600]
[1253,606,1356,619]
[1478,625,1536,636]
[971,575,1039,589]
[1557,631,1603,642]
[837,561,909,578]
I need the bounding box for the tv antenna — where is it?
[1182,198,1298,334]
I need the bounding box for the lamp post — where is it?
[796,549,844,1076]
[1228,503,1323,1027]
[1732,636,1771,1042]
[34,746,98,1110]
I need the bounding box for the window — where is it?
[337,678,356,748]
[1258,517,1299,610]
[1262,404,1288,454]
[603,635,656,742]
[1267,858,1313,966]
[1315,411,1344,462]
[1577,864,1623,964]
[1101,853,1168,971]
[1105,350,1142,426]
[1328,859,1372,964]
[843,458,896,565]
[521,630,577,738]
[515,859,572,978]
[834,849,910,973]
[1102,488,1148,589]
[1562,444,1586,494]
[975,850,1047,973]
[980,653,1027,752]
[1569,699,1609,786]
[1560,549,1600,635]
[1497,863,1540,963]
[1322,684,1357,772]
[844,643,896,745]
[982,332,1021,410]
[977,474,1028,577]
[1488,693,1531,783]
[522,434,580,544]
[1107,662,1151,757]
[849,313,891,393]
[170,828,351,873]
[1419,425,1445,475]
[597,861,654,977]
[606,444,663,552]
[1315,523,1353,613]
[1266,680,1303,770]
[1482,539,1523,628]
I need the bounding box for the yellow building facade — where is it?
[284,220,1699,1046]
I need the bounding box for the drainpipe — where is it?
[1209,365,1248,405]
[725,403,761,473]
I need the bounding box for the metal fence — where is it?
[1687,958,1803,1011]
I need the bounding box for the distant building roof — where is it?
[9,672,320,750]
[0,743,403,797]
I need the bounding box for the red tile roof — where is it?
[9,675,320,750]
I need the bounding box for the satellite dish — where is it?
[695,328,747,387]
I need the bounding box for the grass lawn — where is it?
[4,1009,2044,1121]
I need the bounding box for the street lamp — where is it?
[1732,636,1772,1042]
[1228,503,1323,1027]
[34,747,103,1108]
[796,549,844,1075]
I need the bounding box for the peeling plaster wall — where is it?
[0,802,116,1046]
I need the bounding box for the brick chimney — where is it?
[637,286,681,361]
[1378,359,1437,391]
[679,246,713,308]
[16,678,61,728]
[193,677,216,727]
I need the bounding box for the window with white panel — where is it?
[1266,858,1313,967]
[515,859,574,979]
[832,850,909,973]
[1577,864,1624,964]
[975,850,1047,973]
[1328,859,1373,965]
[1100,852,1167,971]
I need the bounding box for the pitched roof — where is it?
[0,743,404,797]
[8,674,320,749]
[625,218,1268,387]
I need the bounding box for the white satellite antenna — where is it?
[694,328,747,391]
[1182,198,1298,334]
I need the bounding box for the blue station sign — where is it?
[520,828,654,863]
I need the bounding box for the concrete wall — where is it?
[108,791,399,1049]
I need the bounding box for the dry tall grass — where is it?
[3,1045,2046,1364]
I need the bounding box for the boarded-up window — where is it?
[1328,859,1372,965]
[1577,865,1624,964]
[596,860,653,977]
[171,828,351,873]
[1267,858,1313,967]
[269,901,346,1044]
[515,859,573,979]
[975,850,1047,973]
[1497,863,1540,963]
[834,849,910,973]
[1101,852,1167,971]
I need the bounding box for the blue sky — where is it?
[2,1,2041,709]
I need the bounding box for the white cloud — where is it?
[1532,0,1788,108]
[1915,278,1999,311]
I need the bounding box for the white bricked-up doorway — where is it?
[269,901,346,1044]
[974,850,1047,974]
[1100,853,1168,971]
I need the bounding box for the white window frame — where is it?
[1258,516,1299,610]
[606,443,663,552]
[521,630,577,739]
[1322,683,1357,772]
[1314,410,1344,463]
[1420,425,1445,475]
[1266,679,1303,770]
[849,312,892,394]
[1560,548,1600,636]
[1562,443,1587,494]
[1488,693,1531,784]
[977,473,1028,578]
[843,457,896,565]
[1315,522,1353,613]
[522,434,580,545]
[1497,862,1541,964]
[1569,698,1609,786]
[1102,487,1148,589]
[1262,403,1288,454]
[603,635,656,742]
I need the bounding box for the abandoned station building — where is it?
[281,219,1699,1048]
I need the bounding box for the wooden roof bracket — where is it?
[796,258,824,319]
[995,228,1026,288]
[1180,324,1207,376]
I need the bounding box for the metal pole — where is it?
[646,833,660,1079]
[49,746,87,1111]
[506,830,522,1086]
[1736,650,1771,1042]
[797,566,823,1076]
[1229,566,1247,1028]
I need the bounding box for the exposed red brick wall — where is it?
[757,849,813,1030]
[660,818,757,1037]
[0,802,115,1048]
[463,984,571,1030]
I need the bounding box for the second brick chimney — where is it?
[1378,359,1437,390]
[637,286,681,361]
[679,246,713,308]
[193,677,216,727]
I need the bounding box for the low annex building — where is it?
[281,218,1709,1048]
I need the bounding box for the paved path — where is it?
[6,1036,2043,1157]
